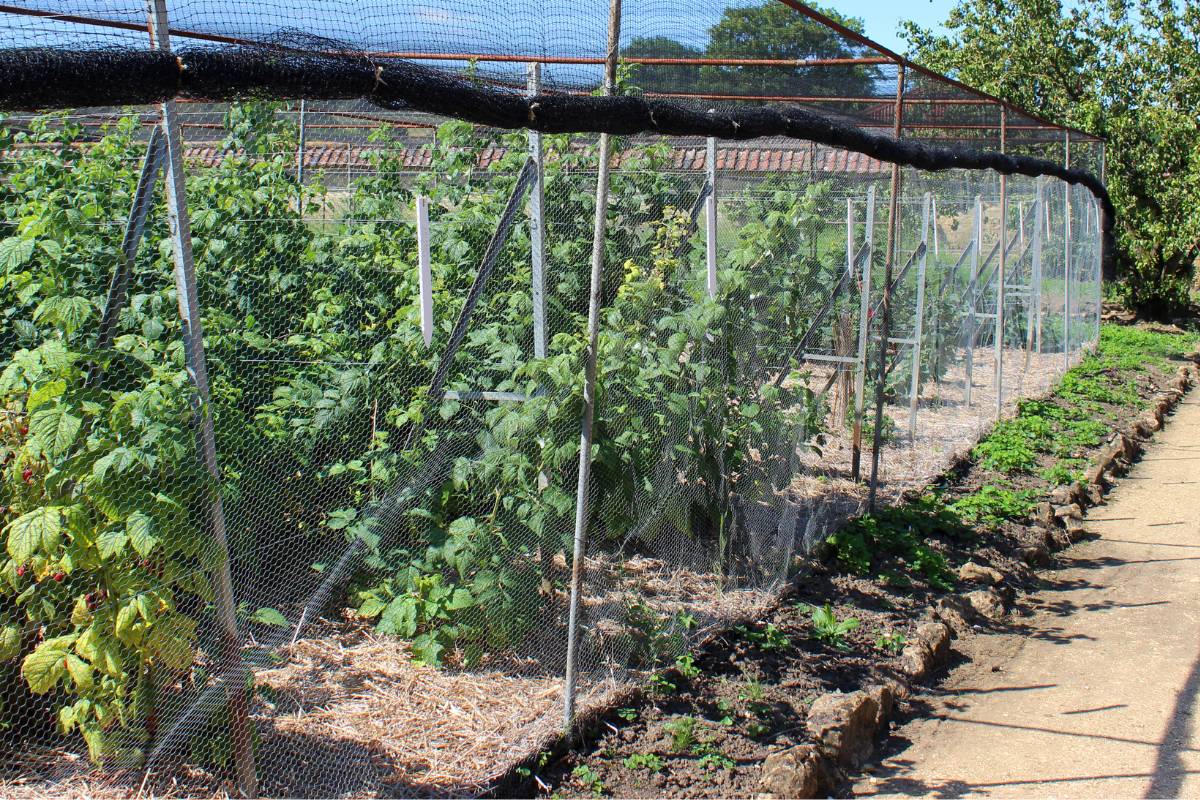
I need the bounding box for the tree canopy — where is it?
[624,2,881,102]
[902,0,1200,318]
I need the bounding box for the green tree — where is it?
[703,1,881,99]
[623,36,706,95]
[901,0,1200,318]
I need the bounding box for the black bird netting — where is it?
[0,1,1103,797]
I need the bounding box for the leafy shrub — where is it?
[826,495,962,589]
[946,486,1038,528]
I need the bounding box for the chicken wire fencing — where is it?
[0,1,1104,797]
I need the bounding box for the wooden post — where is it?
[851,186,875,481]
[295,99,306,188]
[907,192,931,440]
[993,108,1008,420]
[416,195,434,348]
[146,2,256,796]
[1032,177,1044,354]
[867,63,905,511]
[705,136,718,298]
[564,0,622,730]
[1063,132,1072,368]
[965,195,981,407]
[528,63,547,358]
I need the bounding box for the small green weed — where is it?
[801,603,860,650]
[737,622,790,651]
[674,654,701,680]
[874,631,906,654]
[622,753,666,773]
[663,716,699,752]
[650,673,677,695]
[616,707,638,722]
[695,742,736,773]
[571,764,605,796]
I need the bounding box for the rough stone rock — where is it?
[1085,483,1105,506]
[1084,461,1108,487]
[899,641,932,680]
[965,588,1006,621]
[1018,543,1051,567]
[1155,395,1173,418]
[806,691,880,768]
[958,562,1004,586]
[1118,432,1140,460]
[1064,515,1088,542]
[934,595,974,633]
[1054,503,1083,521]
[757,745,835,799]
[915,621,952,662]
[864,683,895,731]
[1035,501,1055,528]
[1050,482,1086,507]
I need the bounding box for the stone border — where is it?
[756,350,1200,798]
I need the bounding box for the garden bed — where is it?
[527,323,1198,799]
[2,332,1171,800]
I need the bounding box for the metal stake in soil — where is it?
[147,1,256,796]
[564,0,622,730]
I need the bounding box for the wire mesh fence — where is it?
[0,1,1104,797]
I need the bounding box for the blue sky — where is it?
[829,0,954,54]
[2,0,954,60]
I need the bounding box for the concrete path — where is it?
[856,396,1200,799]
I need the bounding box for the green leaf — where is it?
[250,607,288,627]
[357,597,387,618]
[447,588,475,611]
[378,595,419,637]
[7,506,63,561]
[126,512,157,558]
[96,529,128,560]
[21,634,76,694]
[114,603,141,646]
[30,405,82,459]
[410,632,445,666]
[64,653,92,691]
[146,614,196,670]
[26,379,66,412]
[0,237,35,270]
[0,624,21,661]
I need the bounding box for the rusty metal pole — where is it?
[564,0,622,730]
[866,63,905,511]
[146,3,256,796]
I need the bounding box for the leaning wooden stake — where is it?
[564,0,622,729]
[147,2,256,796]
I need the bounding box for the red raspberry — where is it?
[52,572,65,583]
[15,564,25,577]
[21,467,33,483]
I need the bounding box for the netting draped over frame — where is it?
[0,1,1104,797]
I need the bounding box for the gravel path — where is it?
[855,394,1200,798]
